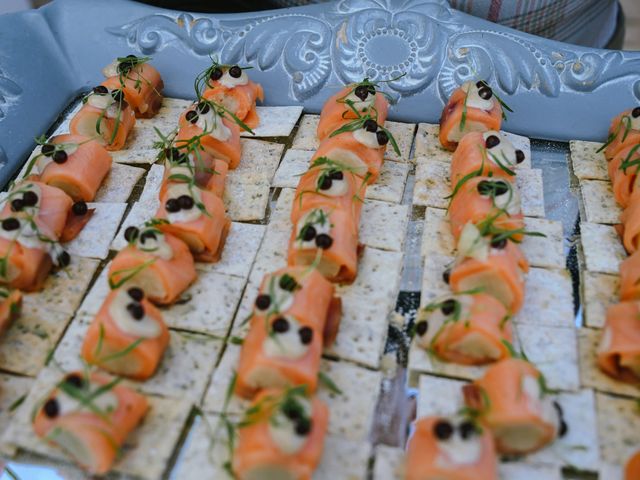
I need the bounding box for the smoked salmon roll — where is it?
[439,81,505,151]
[32,371,148,475]
[607,143,640,208]
[287,207,359,284]
[108,226,196,305]
[28,134,112,202]
[312,117,395,184]
[81,288,170,380]
[316,81,389,141]
[413,293,512,365]
[450,224,529,313]
[448,177,524,242]
[462,358,562,455]
[235,267,341,398]
[102,55,164,119]
[0,287,21,336]
[620,189,640,254]
[626,451,640,480]
[597,301,640,384]
[233,387,328,480]
[602,107,640,161]
[177,100,243,169]
[0,231,54,292]
[450,131,524,185]
[405,415,498,480]
[69,85,136,151]
[155,183,230,263]
[201,63,264,130]
[160,147,228,199]
[619,250,640,301]
[290,157,367,226]
[2,180,92,243]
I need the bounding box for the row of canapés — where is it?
[7,55,263,475]
[227,77,402,477]
[402,81,569,479]
[593,107,640,477]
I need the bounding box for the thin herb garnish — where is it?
[295,208,332,244]
[619,143,640,174]
[318,371,342,395]
[194,56,253,99]
[459,86,470,132]
[108,258,156,289]
[3,465,21,480]
[597,115,632,153]
[486,147,516,177]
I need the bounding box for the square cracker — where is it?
[230,138,285,185]
[53,314,224,403]
[23,256,100,316]
[417,374,465,418]
[64,202,127,259]
[383,121,416,163]
[373,445,405,480]
[421,208,565,270]
[317,359,383,442]
[0,373,33,454]
[570,140,608,181]
[358,200,410,252]
[0,303,72,377]
[239,106,303,138]
[578,328,640,399]
[198,222,266,278]
[499,463,562,480]
[2,367,191,480]
[580,179,622,225]
[290,114,319,151]
[202,346,381,442]
[580,222,627,275]
[581,271,618,329]
[223,178,270,222]
[596,392,640,466]
[272,149,410,204]
[413,123,532,169]
[413,158,544,216]
[94,163,145,203]
[110,149,158,165]
[138,163,165,203]
[162,271,245,337]
[515,323,579,391]
[173,414,370,480]
[514,267,574,329]
[407,342,487,387]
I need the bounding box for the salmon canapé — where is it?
[450,223,529,314]
[448,176,524,241]
[160,146,228,199]
[201,63,263,129]
[312,118,392,184]
[69,85,136,151]
[463,358,562,455]
[405,415,498,480]
[619,188,640,254]
[603,107,640,161]
[287,207,359,284]
[235,267,341,398]
[103,55,164,118]
[626,450,640,480]
[439,81,504,151]
[30,134,112,202]
[109,226,196,305]
[32,371,148,475]
[450,130,525,185]
[233,388,328,480]
[155,182,230,263]
[290,157,367,226]
[317,82,389,141]
[619,250,640,301]
[0,287,21,337]
[177,100,243,169]
[413,293,512,365]
[81,288,169,380]
[597,301,640,384]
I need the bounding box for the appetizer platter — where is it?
[0,0,639,479]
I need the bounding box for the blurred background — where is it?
[1,0,639,50]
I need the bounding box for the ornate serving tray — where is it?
[0,0,639,479]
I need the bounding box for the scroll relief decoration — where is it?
[106,0,640,101]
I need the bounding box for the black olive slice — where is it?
[126,302,145,320]
[255,294,271,310]
[22,191,38,206]
[459,421,477,439]
[177,195,194,210]
[1,218,20,231]
[298,326,313,345]
[478,86,493,100]
[318,176,332,191]
[72,201,88,216]
[633,107,640,118]
[354,85,369,101]
[441,299,456,316]
[491,237,507,249]
[295,418,312,436]
[165,198,180,213]
[485,135,500,149]
[301,225,317,242]
[515,149,525,164]
[433,419,453,440]
[93,85,108,96]
[57,251,71,268]
[185,110,199,124]
[65,373,85,389]
[229,66,242,78]
[376,130,389,146]
[329,170,344,180]
[315,233,333,249]
[363,119,378,132]
[210,67,223,81]
[43,398,60,418]
[415,320,428,336]
[41,144,55,157]
[442,269,451,284]
[128,287,144,302]
[53,150,68,164]
[272,317,289,333]
[10,199,24,212]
